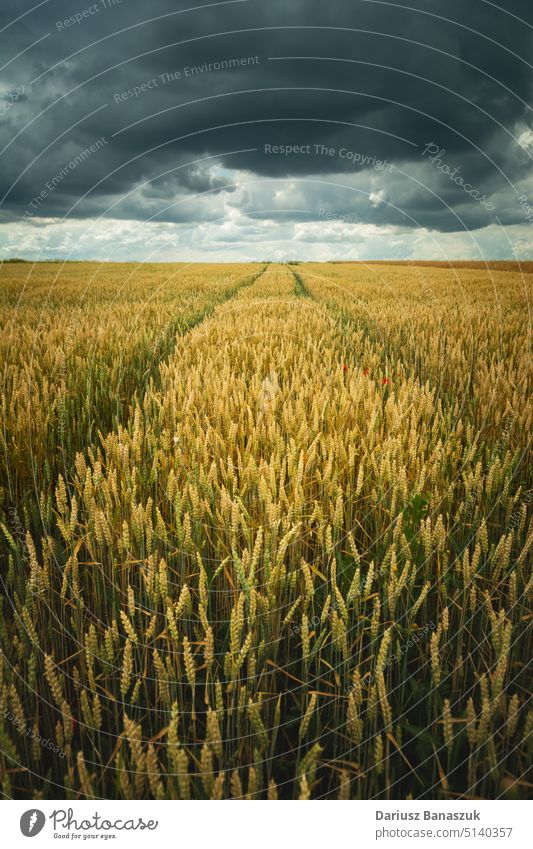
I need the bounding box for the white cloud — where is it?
[2,215,531,263]
[369,189,386,207]
[1,167,531,263]
[518,128,533,155]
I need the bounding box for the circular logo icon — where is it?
[20,810,46,837]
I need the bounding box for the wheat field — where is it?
[0,260,531,800]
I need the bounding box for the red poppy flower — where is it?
[363,368,369,376]
[382,376,389,386]
[343,364,348,373]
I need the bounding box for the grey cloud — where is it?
[0,0,531,244]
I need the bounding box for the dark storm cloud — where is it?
[0,0,531,232]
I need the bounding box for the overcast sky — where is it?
[0,0,531,261]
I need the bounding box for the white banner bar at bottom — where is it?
[3,799,529,848]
